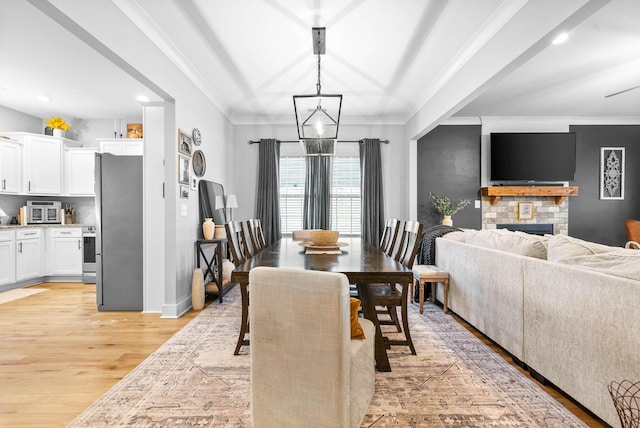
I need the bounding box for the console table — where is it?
[195,238,233,303]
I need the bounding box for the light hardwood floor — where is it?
[0,282,605,427]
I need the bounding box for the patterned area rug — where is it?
[69,286,586,427]
[0,287,48,305]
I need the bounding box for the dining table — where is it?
[230,236,414,372]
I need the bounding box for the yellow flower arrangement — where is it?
[46,116,71,131]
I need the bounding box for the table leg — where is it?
[356,282,391,372]
[234,281,250,355]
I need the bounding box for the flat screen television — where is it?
[490,132,576,182]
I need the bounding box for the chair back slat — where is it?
[394,221,423,268]
[225,220,250,266]
[380,218,401,257]
[246,218,266,256]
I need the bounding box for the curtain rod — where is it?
[248,139,389,144]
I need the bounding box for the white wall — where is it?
[232,123,409,225]
[0,105,41,133]
[51,0,234,317]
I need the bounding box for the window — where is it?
[279,156,361,235]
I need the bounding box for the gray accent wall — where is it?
[417,125,482,230]
[569,125,640,246]
[417,123,640,246]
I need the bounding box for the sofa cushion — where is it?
[466,229,548,259]
[547,234,618,262]
[350,298,366,339]
[440,230,466,241]
[554,248,640,281]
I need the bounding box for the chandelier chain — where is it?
[316,53,321,95]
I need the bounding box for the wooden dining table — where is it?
[230,236,413,372]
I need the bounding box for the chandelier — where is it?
[293,27,342,141]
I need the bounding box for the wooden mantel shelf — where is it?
[481,186,579,205]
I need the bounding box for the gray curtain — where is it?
[256,139,281,245]
[360,138,385,245]
[303,139,334,229]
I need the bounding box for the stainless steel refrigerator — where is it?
[95,153,143,311]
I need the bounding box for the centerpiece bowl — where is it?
[310,230,339,247]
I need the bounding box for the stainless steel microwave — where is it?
[27,200,62,224]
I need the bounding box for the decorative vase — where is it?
[52,128,64,138]
[203,218,215,240]
[442,215,453,226]
[191,268,205,310]
[214,225,226,239]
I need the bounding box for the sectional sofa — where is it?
[434,229,640,427]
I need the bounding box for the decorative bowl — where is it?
[310,230,339,246]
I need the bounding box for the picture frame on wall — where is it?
[180,184,189,199]
[600,147,625,200]
[517,202,534,220]
[178,154,190,185]
[191,177,197,191]
[178,129,192,156]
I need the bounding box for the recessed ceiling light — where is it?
[136,95,149,102]
[552,33,569,45]
[35,95,51,102]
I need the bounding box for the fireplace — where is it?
[497,224,554,236]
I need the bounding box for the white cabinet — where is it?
[65,148,96,195]
[0,139,22,193]
[25,135,62,194]
[47,228,82,275]
[99,138,143,156]
[16,228,43,281]
[0,230,16,286]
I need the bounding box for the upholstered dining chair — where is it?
[246,218,266,256]
[625,219,640,249]
[370,220,423,355]
[249,267,375,428]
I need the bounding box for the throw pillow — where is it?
[350,297,366,340]
[547,234,617,262]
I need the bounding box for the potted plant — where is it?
[45,117,71,137]
[429,192,470,226]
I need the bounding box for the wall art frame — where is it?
[600,147,625,200]
[178,128,192,156]
[178,154,190,185]
[517,202,534,220]
[180,184,189,199]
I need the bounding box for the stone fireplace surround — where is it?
[481,195,568,235]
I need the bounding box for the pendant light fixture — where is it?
[293,27,342,143]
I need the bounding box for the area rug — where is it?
[0,287,48,305]
[69,286,587,427]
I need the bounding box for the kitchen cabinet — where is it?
[0,138,22,194]
[99,138,143,156]
[47,228,82,275]
[25,135,63,195]
[65,148,97,195]
[0,230,16,286]
[16,228,43,281]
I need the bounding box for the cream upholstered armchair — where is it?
[249,267,375,428]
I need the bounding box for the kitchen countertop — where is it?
[0,224,94,229]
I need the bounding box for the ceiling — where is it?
[1,0,638,129]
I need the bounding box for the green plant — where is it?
[429,192,470,216]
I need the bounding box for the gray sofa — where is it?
[435,229,640,427]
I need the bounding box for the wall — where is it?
[232,123,409,230]
[569,125,640,246]
[0,105,41,133]
[416,125,482,230]
[424,118,640,245]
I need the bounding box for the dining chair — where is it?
[225,220,250,267]
[370,220,423,355]
[246,218,266,256]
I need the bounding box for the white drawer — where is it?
[0,229,15,241]
[16,229,41,240]
[51,228,82,238]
